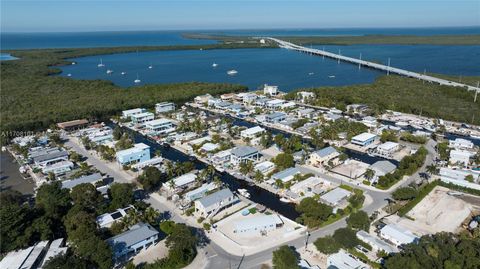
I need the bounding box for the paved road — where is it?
[64,137,132,183]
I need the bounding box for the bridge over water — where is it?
[266,37,480,92]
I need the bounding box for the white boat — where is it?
[148,64,153,69]
[308,72,314,75]
[470,134,480,140]
[395,121,409,127]
[328,75,336,78]
[238,189,250,198]
[71,62,76,65]
[67,73,72,77]
[212,63,218,67]
[106,69,113,74]
[279,197,291,203]
[121,72,127,75]
[134,73,141,84]
[1,146,6,152]
[97,58,105,67]
[227,70,238,75]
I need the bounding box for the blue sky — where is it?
[1,0,479,32]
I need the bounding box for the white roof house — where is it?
[145,119,175,134]
[351,132,377,147]
[184,182,217,202]
[200,143,219,153]
[130,112,155,124]
[263,84,279,96]
[271,167,301,183]
[230,146,260,165]
[375,142,400,157]
[356,230,398,254]
[449,138,474,150]
[233,214,284,234]
[155,102,175,113]
[40,238,68,268]
[254,161,275,175]
[195,188,238,217]
[96,205,135,228]
[0,241,49,269]
[168,173,197,191]
[380,224,418,247]
[106,222,159,261]
[320,188,351,206]
[122,108,146,118]
[369,160,396,182]
[62,173,103,189]
[212,149,232,165]
[327,249,370,269]
[241,126,265,139]
[449,150,472,166]
[289,176,330,195]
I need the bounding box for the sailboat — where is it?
[97,58,105,67]
[134,73,141,84]
[106,69,113,74]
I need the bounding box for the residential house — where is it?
[194,188,239,217]
[320,188,351,208]
[230,146,261,166]
[122,108,146,118]
[368,161,397,183]
[297,108,315,119]
[96,205,135,228]
[155,102,175,113]
[271,167,301,183]
[241,126,265,139]
[375,142,400,158]
[130,112,154,124]
[233,214,284,234]
[297,91,315,103]
[220,93,236,101]
[167,173,197,193]
[449,150,472,166]
[289,176,333,197]
[62,173,103,189]
[351,133,377,147]
[379,224,418,248]
[106,222,159,263]
[449,138,474,150]
[145,119,175,135]
[265,99,285,109]
[356,231,398,254]
[263,84,279,96]
[324,113,342,122]
[327,249,370,269]
[200,143,219,153]
[56,119,89,131]
[212,150,232,166]
[116,143,151,165]
[42,161,74,175]
[30,147,69,166]
[194,94,213,104]
[254,161,275,175]
[308,146,340,168]
[361,116,377,128]
[265,112,286,123]
[184,182,217,202]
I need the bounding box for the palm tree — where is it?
[142,207,160,225]
[426,164,438,175]
[364,168,375,182]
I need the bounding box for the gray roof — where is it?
[314,146,338,158]
[266,112,286,119]
[32,149,68,163]
[106,222,158,252]
[272,167,300,180]
[320,188,351,206]
[197,188,234,208]
[62,173,103,189]
[231,146,258,157]
[370,161,396,174]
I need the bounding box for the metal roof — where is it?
[380,224,417,246]
[197,188,234,208]
[314,146,338,158]
[233,214,283,232]
[231,146,258,157]
[272,167,300,181]
[351,132,376,142]
[32,149,68,163]
[106,222,158,252]
[61,173,103,189]
[370,161,396,175]
[320,188,351,206]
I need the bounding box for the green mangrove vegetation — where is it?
[286,75,480,125]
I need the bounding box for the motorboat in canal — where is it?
[395,121,409,127]
[279,197,291,203]
[238,188,251,198]
[227,70,238,75]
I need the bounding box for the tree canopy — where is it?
[346,210,370,231]
[295,197,333,228]
[272,245,300,269]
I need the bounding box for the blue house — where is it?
[116,143,151,165]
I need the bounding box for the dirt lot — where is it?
[391,186,479,235]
